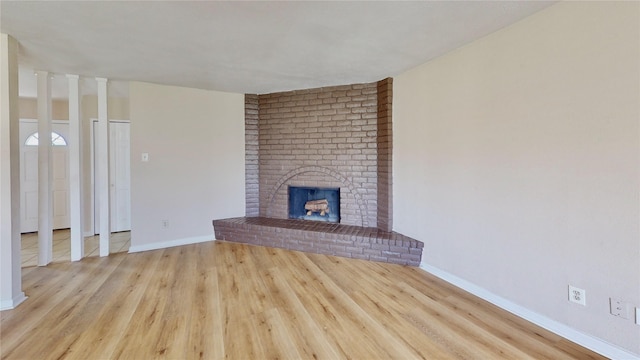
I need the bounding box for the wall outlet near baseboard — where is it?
[609,298,632,319]
[568,285,586,306]
[161,219,169,229]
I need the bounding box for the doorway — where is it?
[19,119,70,233]
[91,120,131,234]
[18,118,132,266]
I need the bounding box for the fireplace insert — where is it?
[288,186,340,223]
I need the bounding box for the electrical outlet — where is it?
[568,285,586,306]
[610,298,632,319]
[610,298,624,317]
[161,220,169,229]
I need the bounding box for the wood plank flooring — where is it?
[20,229,130,267]
[1,241,606,359]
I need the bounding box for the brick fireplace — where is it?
[250,80,392,228]
[214,78,423,266]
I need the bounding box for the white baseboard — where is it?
[0,292,27,311]
[128,235,214,253]
[419,263,640,360]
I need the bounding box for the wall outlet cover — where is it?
[568,285,586,306]
[610,298,633,319]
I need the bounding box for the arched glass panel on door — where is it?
[24,132,68,146]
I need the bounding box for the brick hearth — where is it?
[213,217,423,266]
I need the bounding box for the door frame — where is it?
[89,118,130,235]
[19,118,71,233]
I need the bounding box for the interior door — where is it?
[109,122,131,232]
[93,120,131,233]
[20,120,71,233]
[20,122,38,232]
[52,141,70,229]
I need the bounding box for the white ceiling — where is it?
[1,1,554,98]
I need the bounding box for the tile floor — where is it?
[21,229,130,268]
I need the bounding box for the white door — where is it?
[52,144,70,229]
[20,120,71,233]
[20,123,38,232]
[109,122,131,232]
[93,120,131,233]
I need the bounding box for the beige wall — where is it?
[19,95,130,120]
[393,1,639,355]
[81,95,129,121]
[19,95,130,121]
[19,98,69,120]
[129,82,245,249]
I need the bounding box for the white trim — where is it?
[89,118,130,236]
[67,74,83,262]
[419,263,640,360]
[103,119,130,124]
[0,292,27,311]
[89,118,95,235]
[128,236,215,254]
[96,77,109,257]
[36,70,53,266]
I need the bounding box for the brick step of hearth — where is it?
[212,217,423,266]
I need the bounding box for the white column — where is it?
[67,74,84,261]
[36,70,53,266]
[0,33,26,310]
[96,77,110,257]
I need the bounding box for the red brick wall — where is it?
[376,78,393,231]
[245,94,259,216]
[246,79,393,229]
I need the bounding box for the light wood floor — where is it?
[1,241,605,359]
[21,229,130,267]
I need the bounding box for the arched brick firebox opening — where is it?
[265,166,369,227]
